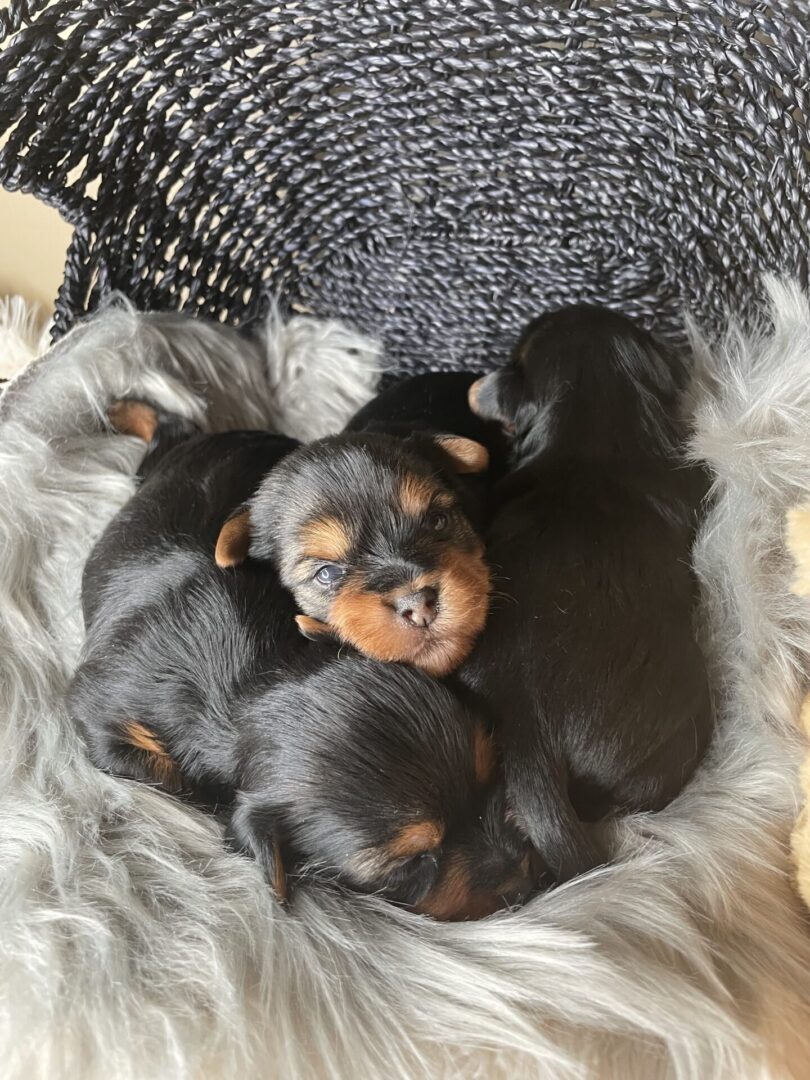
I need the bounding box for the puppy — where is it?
[69,409,534,918]
[464,306,713,882]
[216,427,493,677]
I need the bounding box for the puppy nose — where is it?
[395,586,438,627]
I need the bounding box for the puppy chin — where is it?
[329,551,490,675]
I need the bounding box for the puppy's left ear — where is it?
[434,435,489,474]
[227,793,288,903]
[215,506,252,568]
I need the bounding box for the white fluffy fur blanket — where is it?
[1,284,809,1080]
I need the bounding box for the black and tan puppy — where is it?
[464,306,713,882]
[69,409,533,918]
[216,425,493,677]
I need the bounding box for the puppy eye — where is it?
[315,564,345,586]
[428,511,448,533]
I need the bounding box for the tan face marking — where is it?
[123,721,181,791]
[215,510,252,568]
[328,548,490,676]
[107,400,159,442]
[397,474,437,516]
[299,516,351,563]
[386,820,445,859]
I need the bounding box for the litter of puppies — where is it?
[68,304,713,919]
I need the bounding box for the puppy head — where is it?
[219,432,491,676]
[469,305,683,459]
[232,659,535,919]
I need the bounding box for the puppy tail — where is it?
[508,751,603,884]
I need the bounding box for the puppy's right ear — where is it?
[215,507,252,568]
[226,794,288,903]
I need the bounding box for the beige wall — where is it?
[0,188,73,314]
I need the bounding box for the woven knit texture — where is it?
[1,1,809,368]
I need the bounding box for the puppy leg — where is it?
[506,738,603,883]
[68,666,183,793]
[107,398,202,478]
[226,793,288,902]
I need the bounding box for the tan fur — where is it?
[386,820,445,858]
[786,505,810,907]
[413,854,502,921]
[328,548,490,676]
[214,510,252,568]
[123,721,181,791]
[107,400,158,442]
[467,379,482,415]
[295,614,332,639]
[397,474,437,516]
[299,516,351,562]
[434,435,489,474]
[473,727,496,786]
[271,837,287,903]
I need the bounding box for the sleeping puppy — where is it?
[216,427,493,677]
[464,305,713,883]
[69,411,534,918]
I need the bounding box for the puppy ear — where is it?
[215,507,252,568]
[227,794,288,902]
[433,435,489,474]
[295,614,338,642]
[468,373,512,428]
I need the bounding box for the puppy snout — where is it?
[395,586,439,628]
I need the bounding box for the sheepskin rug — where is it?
[1,283,810,1080]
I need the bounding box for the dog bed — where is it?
[2,2,810,1076]
[1,280,810,1079]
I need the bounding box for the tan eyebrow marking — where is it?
[398,474,438,516]
[386,819,445,858]
[299,516,352,562]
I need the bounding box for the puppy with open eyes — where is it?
[216,393,494,677]
[68,403,534,918]
[464,306,713,882]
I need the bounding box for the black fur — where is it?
[69,421,532,916]
[463,306,714,882]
